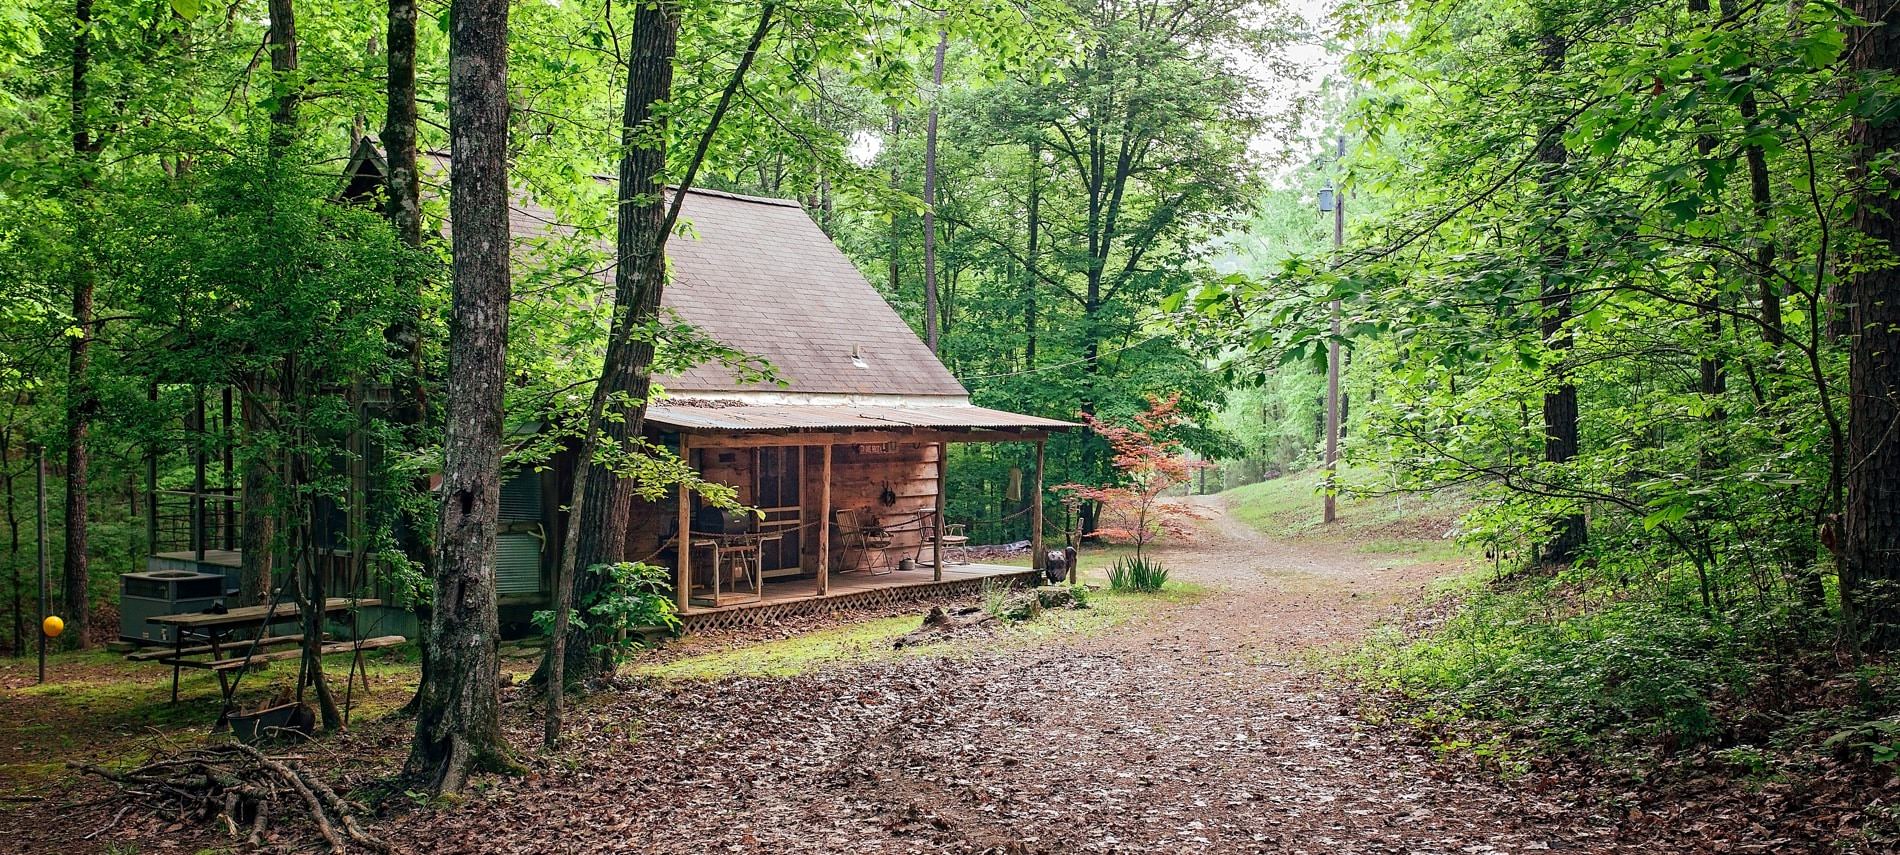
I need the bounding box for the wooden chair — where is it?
[835,509,894,576]
[940,523,972,566]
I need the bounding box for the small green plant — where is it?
[1824,716,1900,765]
[980,578,1014,619]
[1107,555,1170,592]
[1067,583,1091,608]
[533,561,679,664]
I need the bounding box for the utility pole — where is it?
[1323,135,1345,524]
[34,443,46,684]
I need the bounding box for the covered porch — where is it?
[636,400,1075,628]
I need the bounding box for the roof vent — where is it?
[850,344,867,369]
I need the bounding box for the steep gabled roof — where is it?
[347,141,967,399]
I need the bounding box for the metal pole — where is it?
[35,444,47,684]
[1324,134,1345,524]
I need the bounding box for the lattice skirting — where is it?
[677,569,1044,632]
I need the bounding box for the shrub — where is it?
[533,561,679,664]
[1107,555,1170,592]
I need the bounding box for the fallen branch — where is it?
[73,744,394,854]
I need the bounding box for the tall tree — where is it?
[1843,0,1900,650]
[545,0,777,703]
[62,0,100,649]
[545,0,683,725]
[921,26,948,353]
[407,0,513,794]
[1535,7,1584,564]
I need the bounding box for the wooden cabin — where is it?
[346,142,1075,631]
[541,188,1072,629]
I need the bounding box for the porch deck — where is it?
[677,562,1042,631]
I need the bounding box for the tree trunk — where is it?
[406,0,512,795]
[382,0,435,713]
[238,382,276,605]
[887,106,901,297]
[1844,0,1900,651]
[1024,144,1040,371]
[3,426,21,656]
[545,1,775,698]
[545,0,680,702]
[266,0,300,152]
[921,26,947,353]
[1536,24,1585,565]
[63,0,99,649]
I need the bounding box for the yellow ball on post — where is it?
[41,615,63,638]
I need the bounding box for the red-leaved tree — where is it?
[1059,394,1210,558]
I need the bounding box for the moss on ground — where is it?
[632,578,1205,682]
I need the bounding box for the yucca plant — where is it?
[1107,555,1170,592]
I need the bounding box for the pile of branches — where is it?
[75,742,391,854]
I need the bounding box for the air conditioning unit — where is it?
[120,570,226,645]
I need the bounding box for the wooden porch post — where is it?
[816,443,831,596]
[933,441,947,582]
[675,434,691,612]
[1032,439,1046,576]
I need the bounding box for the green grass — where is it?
[0,644,419,794]
[632,580,1207,682]
[1222,466,1470,557]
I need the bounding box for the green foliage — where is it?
[1352,572,1780,748]
[1106,555,1169,593]
[533,562,679,664]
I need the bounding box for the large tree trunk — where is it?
[381,0,435,715]
[546,5,776,708]
[1844,0,1900,651]
[62,0,99,649]
[921,27,947,353]
[406,0,512,795]
[543,0,680,700]
[1536,24,1585,565]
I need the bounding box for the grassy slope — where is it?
[1221,466,1471,564]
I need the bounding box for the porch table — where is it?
[685,532,782,607]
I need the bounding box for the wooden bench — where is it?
[195,636,407,673]
[126,634,306,662]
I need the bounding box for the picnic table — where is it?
[129,598,401,704]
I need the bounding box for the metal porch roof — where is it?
[644,402,1077,434]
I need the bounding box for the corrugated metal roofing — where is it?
[645,402,1077,433]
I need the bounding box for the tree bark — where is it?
[3,425,21,656]
[406,0,512,795]
[921,26,947,353]
[887,106,901,297]
[1844,0,1900,651]
[545,2,774,697]
[1536,23,1585,565]
[63,0,99,649]
[1024,144,1040,371]
[238,382,276,605]
[544,0,680,705]
[381,0,435,713]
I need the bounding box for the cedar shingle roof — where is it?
[366,142,968,399]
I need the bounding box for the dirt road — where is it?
[385,496,1622,854]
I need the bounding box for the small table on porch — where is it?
[683,531,782,608]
